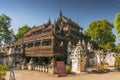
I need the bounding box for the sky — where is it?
[0,0,120,44]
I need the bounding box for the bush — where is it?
[66,65,71,74]
[0,65,8,79]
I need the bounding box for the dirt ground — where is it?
[5,70,120,80]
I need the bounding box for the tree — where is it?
[114,43,120,53]
[0,14,15,45]
[3,29,15,43]
[84,19,116,51]
[15,25,31,40]
[114,13,120,37]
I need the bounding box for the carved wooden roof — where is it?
[15,13,85,45]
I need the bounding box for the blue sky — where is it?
[0,0,120,44]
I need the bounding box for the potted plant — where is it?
[0,64,8,80]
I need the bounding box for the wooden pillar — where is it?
[26,43,28,48]
[41,40,43,46]
[51,37,54,46]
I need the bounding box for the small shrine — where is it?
[105,52,116,66]
[70,40,86,74]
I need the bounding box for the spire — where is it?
[47,17,51,24]
[60,9,63,17]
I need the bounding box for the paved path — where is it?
[6,70,120,80]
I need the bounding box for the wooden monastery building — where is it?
[13,11,86,65]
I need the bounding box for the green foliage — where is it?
[3,29,15,43]
[0,14,15,44]
[84,19,116,51]
[0,65,8,79]
[66,65,71,74]
[114,13,120,37]
[15,25,31,40]
[114,43,120,53]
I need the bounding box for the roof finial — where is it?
[60,9,62,17]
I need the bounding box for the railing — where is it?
[25,46,53,56]
[24,36,35,42]
[22,64,54,74]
